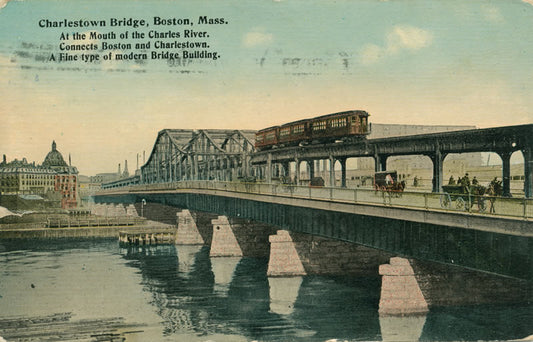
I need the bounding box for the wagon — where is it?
[374,171,405,194]
[440,184,487,212]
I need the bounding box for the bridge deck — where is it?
[95,181,533,237]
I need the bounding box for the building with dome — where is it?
[0,141,79,209]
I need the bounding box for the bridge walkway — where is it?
[99,180,533,222]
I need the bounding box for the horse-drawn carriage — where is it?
[440,184,487,212]
[374,171,405,193]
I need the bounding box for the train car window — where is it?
[331,118,346,128]
[280,128,290,137]
[293,124,304,134]
[312,121,326,131]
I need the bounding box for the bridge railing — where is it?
[99,181,532,219]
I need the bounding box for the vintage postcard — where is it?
[0,0,532,341]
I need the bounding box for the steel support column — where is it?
[429,150,445,193]
[294,158,300,185]
[178,156,182,181]
[329,155,335,188]
[498,151,513,197]
[282,161,290,178]
[194,154,199,180]
[323,159,328,183]
[243,154,250,178]
[207,156,211,180]
[308,160,315,179]
[524,148,533,198]
[339,158,347,188]
[225,157,230,181]
[232,158,238,181]
[266,153,272,184]
[375,154,387,172]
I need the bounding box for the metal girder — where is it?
[141,129,256,183]
[250,124,533,164]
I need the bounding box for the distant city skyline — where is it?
[1,0,532,175]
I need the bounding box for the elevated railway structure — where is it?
[136,124,533,197]
[251,124,533,197]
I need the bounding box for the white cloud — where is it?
[387,25,433,52]
[360,25,433,65]
[243,31,273,47]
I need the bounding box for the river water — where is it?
[0,238,531,341]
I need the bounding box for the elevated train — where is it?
[255,110,370,151]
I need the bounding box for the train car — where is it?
[278,119,308,147]
[308,110,370,143]
[255,110,370,151]
[255,126,279,151]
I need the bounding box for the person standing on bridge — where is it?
[460,173,470,194]
[463,173,471,186]
[488,181,497,214]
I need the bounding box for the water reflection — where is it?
[176,245,202,276]
[0,239,531,341]
[210,256,242,294]
[380,314,427,341]
[268,276,303,315]
[121,245,383,341]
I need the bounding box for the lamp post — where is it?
[141,198,146,217]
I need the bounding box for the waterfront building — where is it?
[42,141,79,209]
[0,141,79,209]
[0,157,56,196]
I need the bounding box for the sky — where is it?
[0,0,532,175]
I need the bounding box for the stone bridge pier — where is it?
[137,204,532,324]
[174,208,395,276]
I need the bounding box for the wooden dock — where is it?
[118,230,175,246]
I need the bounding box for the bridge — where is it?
[93,124,533,315]
[132,124,533,197]
[95,179,531,276]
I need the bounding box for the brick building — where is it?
[42,141,79,208]
[0,141,79,209]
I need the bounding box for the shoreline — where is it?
[0,222,176,239]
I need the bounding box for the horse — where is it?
[486,181,502,214]
[470,185,487,212]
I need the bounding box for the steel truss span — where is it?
[141,129,256,184]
